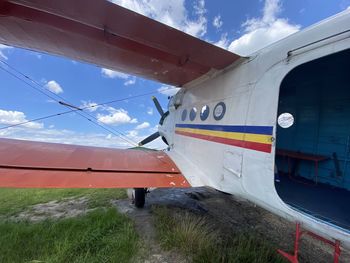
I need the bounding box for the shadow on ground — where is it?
[113,187,350,263]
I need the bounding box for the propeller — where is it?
[138,96,169,146]
[152,96,164,116]
[138,132,160,146]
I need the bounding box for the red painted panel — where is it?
[0,0,241,86]
[0,138,190,188]
[0,170,190,188]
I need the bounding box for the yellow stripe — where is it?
[175,127,272,144]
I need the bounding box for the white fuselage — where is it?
[161,10,350,248]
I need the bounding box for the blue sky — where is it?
[1,0,349,149]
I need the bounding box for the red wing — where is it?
[0,138,190,188]
[0,0,241,86]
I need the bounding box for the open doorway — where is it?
[275,48,350,231]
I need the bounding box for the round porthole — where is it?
[213,102,226,120]
[200,105,210,121]
[278,112,294,128]
[189,107,197,121]
[181,109,187,121]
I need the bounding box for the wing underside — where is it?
[0,138,190,188]
[0,0,241,87]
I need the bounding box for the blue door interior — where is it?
[275,48,350,231]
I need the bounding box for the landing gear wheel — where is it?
[134,188,146,208]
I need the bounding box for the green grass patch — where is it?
[153,207,285,263]
[0,188,126,216]
[0,208,138,263]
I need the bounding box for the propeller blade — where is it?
[152,96,164,116]
[138,132,160,146]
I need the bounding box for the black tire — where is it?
[134,188,145,208]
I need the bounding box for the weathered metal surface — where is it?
[0,138,190,188]
[0,0,240,86]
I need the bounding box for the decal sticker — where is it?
[213,102,226,120]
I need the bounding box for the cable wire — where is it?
[0,59,178,161]
[0,60,177,147]
[0,64,139,147]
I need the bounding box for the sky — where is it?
[1,0,349,149]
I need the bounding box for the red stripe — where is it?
[175,131,272,153]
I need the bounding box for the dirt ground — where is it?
[114,199,188,263]
[10,196,93,222]
[114,187,350,263]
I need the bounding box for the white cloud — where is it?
[32,52,42,59]
[0,109,43,129]
[148,124,159,133]
[97,108,137,125]
[213,33,230,49]
[45,80,63,94]
[124,77,136,86]
[145,137,167,149]
[136,121,150,130]
[0,44,12,60]
[157,85,180,96]
[0,110,165,149]
[126,126,166,149]
[0,126,134,148]
[147,107,154,115]
[1,124,167,149]
[101,68,137,86]
[228,0,300,56]
[80,101,120,113]
[127,129,139,139]
[101,68,129,79]
[213,15,223,29]
[80,101,100,112]
[109,0,207,38]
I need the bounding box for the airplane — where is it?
[0,0,349,261]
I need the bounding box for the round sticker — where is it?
[213,102,226,120]
[278,113,294,128]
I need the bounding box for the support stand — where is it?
[277,223,341,263]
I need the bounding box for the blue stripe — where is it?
[175,124,273,135]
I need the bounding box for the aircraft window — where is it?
[190,107,197,121]
[200,105,210,121]
[277,112,294,128]
[213,102,226,120]
[181,109,187,121]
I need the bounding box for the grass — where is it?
[153,206,286,263]
[0,188,137,263]
[0,208,138,263]
[0,188,126,216]
[0,188,288,262]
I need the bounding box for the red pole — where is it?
[334,240,341,263]
[294,223,301,259]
